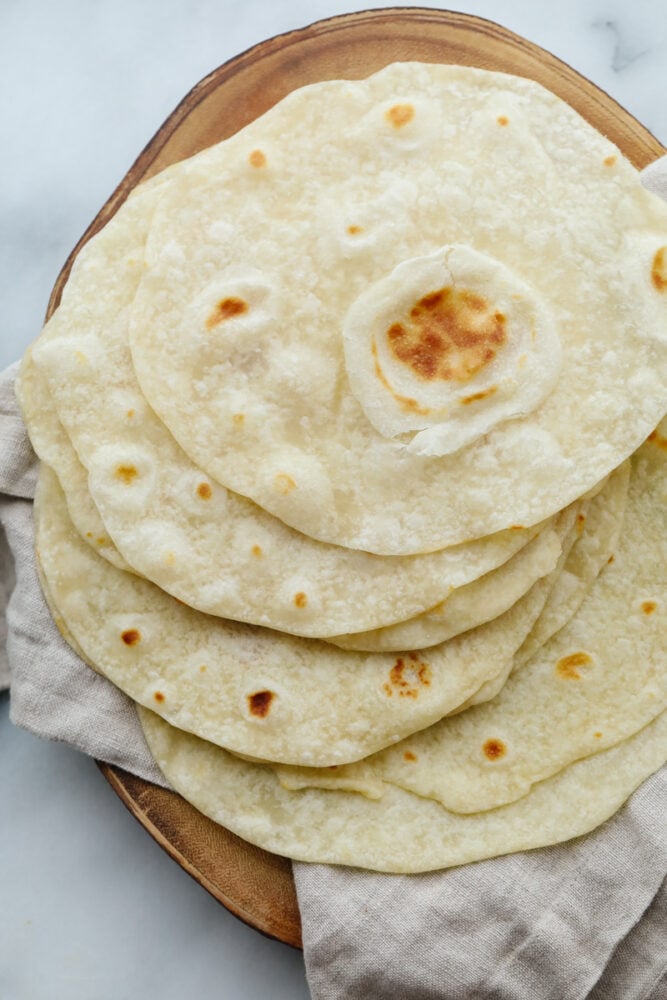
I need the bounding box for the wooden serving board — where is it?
[44,7,663,950]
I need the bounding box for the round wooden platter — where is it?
[44,7,663,952]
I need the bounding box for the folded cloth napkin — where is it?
[2,156,667,1000]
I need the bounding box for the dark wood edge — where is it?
[97,761,303,949]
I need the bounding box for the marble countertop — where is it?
[2,1,666,997]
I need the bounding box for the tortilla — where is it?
[128,62,667,553]
[139,706,666,873]
[330,464,627,651]
[34,463,559,766]
[23,182,548,638]
[266,431,666,810]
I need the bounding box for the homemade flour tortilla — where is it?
[139,706,667,873]
[129,62,667,554]
[20,349,568,652]
[267,432,667,811]
[18,351,133,573]
[515,460,630,667]
[34,464,559,767]
[329,463,627,651]
[25,183,548,638]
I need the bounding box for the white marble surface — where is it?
[2,1,666,997]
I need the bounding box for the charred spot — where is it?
[249,149,266,168]
[576,513,586,533]
[556,651,592,680]
[385,287,507,382]
[206,296,249,329]
[647,428,667,451]
[248,690,274,718]
[115,464,138,484]
[651,247,667,292]
[294,592,308,608]
[347,225,363,235]
[603,155,617,167]
[153,691,165,703]
[607,554,615,564]
[510,525,524,531]
[371,338,431,416]
[403,751,417,762]
[641,601,657,615]
[274,473,296,494]
[121,629,141,646]
[483,738,506,760]
[385,652,432,698]
[197,482,212,500]
[460,386,498,405]
[251,544,263,557]
[386,103,414,128]
[497,115,509,126]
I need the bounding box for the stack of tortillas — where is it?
[18,63,667,873]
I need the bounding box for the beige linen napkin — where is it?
[2,157,667,1000]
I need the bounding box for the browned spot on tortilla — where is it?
[384,652,432,699]
[607,554,615,564]
[96,537,107,546]
[347,225,363,235]
[483,738,506,760]
[232,413,245,426]
[603,155,617,167]
[460,386,498,405]
[371,338,430,415]
[556,651,592,680]
[153,691,165,703]
[121,629,141,646]
[328,765,340,770]
[404,751,417,762]
[386,288,507,382]
[249,149,266,168]
[126,409,135,418]
[576,513,586,533]
[115,464,138,484]
[248,690,274,718]
[275,473,296,494]
[652,247,667,292]
[197,482,212,500]
[206,296,248,329]
[641,601,657,615]
[86,532,93,538]
[199,665,207,673]
[647,428,667,451]
[294,592,307,608]
[510,525,524,531]
[251,544,263,557]
[497,115,509,126]
[594,731,602,739]
[386,103,414,128]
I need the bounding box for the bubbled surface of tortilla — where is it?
[128,62,667,553]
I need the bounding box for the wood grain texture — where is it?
[53,7,664,949]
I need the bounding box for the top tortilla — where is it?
[129,62,667,553]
